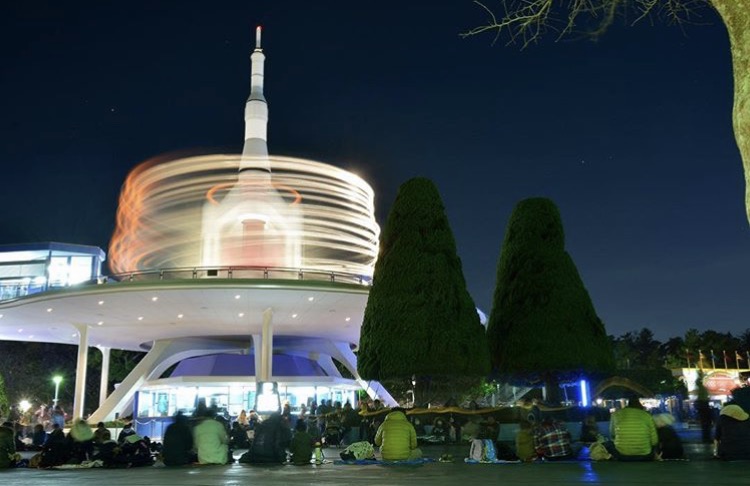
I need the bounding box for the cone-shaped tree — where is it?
[358,178,490,397]
[488,198,613,398]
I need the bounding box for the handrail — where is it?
[109,265,372,286]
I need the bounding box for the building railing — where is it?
[0,266,372,302]
[110,265,372,286]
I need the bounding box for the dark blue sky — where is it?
[1,1,747,340]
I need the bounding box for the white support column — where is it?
[72,324,89,420]
[259,307,274,381]
[252,334,262,378]
[98,346,111,407]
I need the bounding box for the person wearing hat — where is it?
[653,413,683,460]
[715,403,750,460]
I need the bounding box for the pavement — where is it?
[1,443,744,486]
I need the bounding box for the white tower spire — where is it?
[240,25,270,174]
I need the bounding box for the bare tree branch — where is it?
[462,0,712,47]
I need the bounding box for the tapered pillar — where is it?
[98,346,111,407]
[72,324,89,420]
[259,307,274,381]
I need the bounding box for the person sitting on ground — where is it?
[247,410,260,430]
[0,421,17,469]
[579,414,599,443]
[230,421,250,449]
[653,413,684,460]
[431,417,447,442]
[241,413,292,464]
[162,411,195,466]
[533,418,574,461]
[31,423,47,450]
[237,410,249,428]
[93,422,109,444]
[608,394,657,461]
[38,423,69,468]
[193,409,229,465]
[479,415,500,441]
[68,419,95,463]
[118,422,136,443]
[374,407,421,461]
[714,403,750,461]
[461,417,481,441]
[515,420,537,462]
[288,419,314,465]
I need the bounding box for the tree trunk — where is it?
[711,1,750,224]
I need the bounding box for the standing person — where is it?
[374,408,421,461]
[714,404,750,460]
[33,404,47,427]
[288,419,314,465]
[608,394,657,461]
[341,402,362,445]
[51,405,65,430]
[193,411,229,465]
[163,412,195,466]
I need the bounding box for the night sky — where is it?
[1,1,747,340]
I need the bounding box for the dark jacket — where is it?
[656,426,684,459]
[715,415,750,461]
[289,430,314,465]
[0,425,15,469]
[242,414,291,463]
[163,414,194,466]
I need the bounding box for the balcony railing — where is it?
[110,265,372,286]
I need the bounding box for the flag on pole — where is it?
[698,349,705,369]
[723,350,729,370]
[686,349,692,368]
[736,351,743,370]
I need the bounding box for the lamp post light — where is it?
[19,399,31,414]
[52,376,63,407]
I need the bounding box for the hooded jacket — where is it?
[374,411,417,460]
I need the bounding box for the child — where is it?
[289,419,314,465]
[515,420,536,461]
[580,414,599,443]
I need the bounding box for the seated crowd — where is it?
[3,395,750,470]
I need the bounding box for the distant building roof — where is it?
[0,242,106,262]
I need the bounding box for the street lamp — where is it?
[19,400,31,414]
[52,375,63,407]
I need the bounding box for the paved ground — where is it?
[1,443,743,486]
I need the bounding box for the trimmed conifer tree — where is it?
[488,198,613,399]
[358,178,490,401]
[0,373,8,418]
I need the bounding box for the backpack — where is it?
[469,439,497,462]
